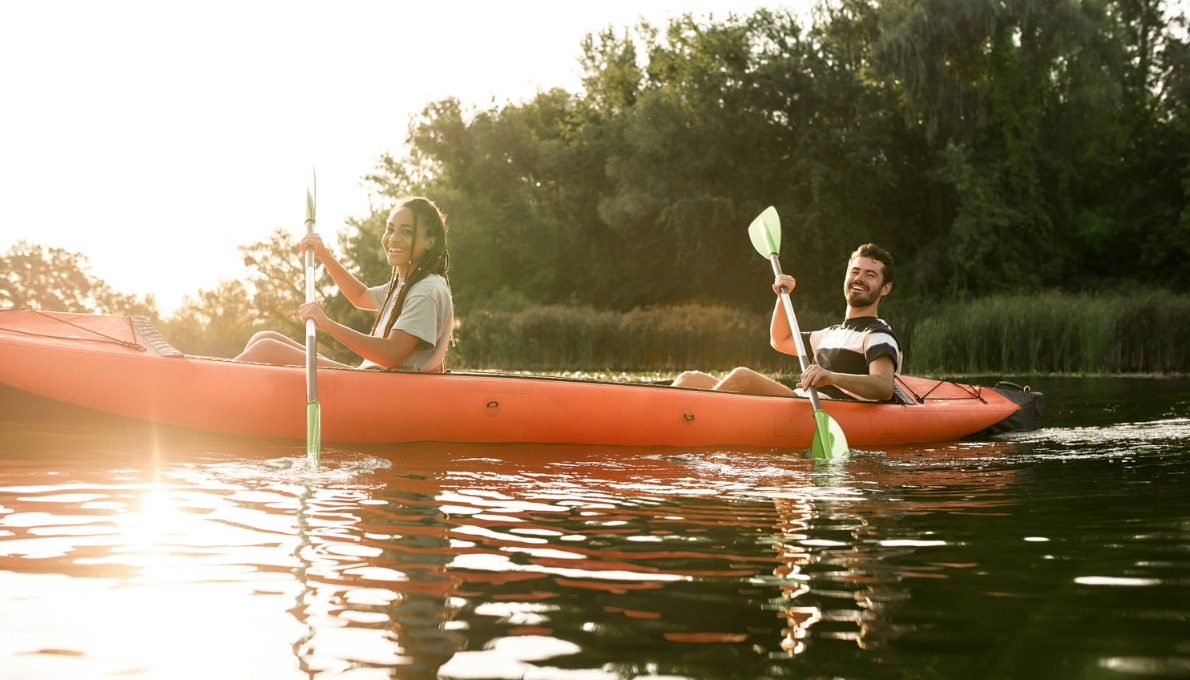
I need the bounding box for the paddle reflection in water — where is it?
[287,468,462,677]
[760,444,1019,659]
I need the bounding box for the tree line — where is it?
[369,0,1189,316]
[3,0,1188,368]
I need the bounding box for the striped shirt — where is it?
[802,316,901,402]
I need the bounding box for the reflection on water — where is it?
[1,377,1188,679]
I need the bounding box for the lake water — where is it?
[1,377,1188,680]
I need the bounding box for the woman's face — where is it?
[382,207,435,273]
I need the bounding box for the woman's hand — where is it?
[773,274,796,296]
[299,232,331,262]
[299,300,331,329]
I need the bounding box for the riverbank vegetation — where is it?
[907,291,1190,374]
[453,303,820,373]
[3,0,1189,375]
[449,293,1190,375]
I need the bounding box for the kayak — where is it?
[0,309,1041,448]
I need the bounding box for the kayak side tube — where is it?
[0,310,1028,447]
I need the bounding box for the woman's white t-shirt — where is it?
[358,274,453,372]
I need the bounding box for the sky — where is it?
[0,0,813,313]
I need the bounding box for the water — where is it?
[1,378,1188,680]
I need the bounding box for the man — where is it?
[673,243,900,401]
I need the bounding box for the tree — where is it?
[0,241,160,318]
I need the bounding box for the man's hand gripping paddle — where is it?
[304,169,320,465]
[748,207,849,459]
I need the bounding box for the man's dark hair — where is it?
[849,243,895,286]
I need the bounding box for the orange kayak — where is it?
[0,309,1036,448]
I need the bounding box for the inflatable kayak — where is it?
[0,309,1042,448]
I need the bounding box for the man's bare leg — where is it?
[672,371,721,389]
[673,367,795,396]
[714,367,796,396]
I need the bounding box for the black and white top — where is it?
[802,316,901,402]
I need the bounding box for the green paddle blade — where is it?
[305,168,317,223]
[809,409,849,459]
[306,400,321,464]
[747,206,781,257]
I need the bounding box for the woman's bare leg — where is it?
[242,330,305,352]
[235,336,351,368]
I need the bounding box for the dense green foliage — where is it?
[361,0,1189,317]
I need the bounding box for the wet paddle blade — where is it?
[747,206,781,257]
[810,409,849,459]
[306,400,321,464]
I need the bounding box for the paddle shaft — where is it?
[304,219,318,403]
[768,253,825,412]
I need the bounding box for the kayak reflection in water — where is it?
[673,243,900,401]
[235,196,453,372]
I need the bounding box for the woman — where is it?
[235,196,453,372]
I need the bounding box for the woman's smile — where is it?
[386,243,408,262]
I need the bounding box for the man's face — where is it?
[843,256,890,308]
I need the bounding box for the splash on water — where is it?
[166,452,392,489]
[1002,417,1190,460]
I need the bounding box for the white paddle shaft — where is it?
[304,219,318,404]
[769,253,824,412]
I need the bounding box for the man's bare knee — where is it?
[717,367,793,396]
[673,371,720,389]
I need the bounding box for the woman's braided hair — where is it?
[370,197,450,338]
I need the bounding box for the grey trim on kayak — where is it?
[131,316,185,358]
[891,382,917,405]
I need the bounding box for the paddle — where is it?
[304,169,320,465]
[748,206,849,459]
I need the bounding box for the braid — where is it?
[370,196,450,339]
[368,266,400,336]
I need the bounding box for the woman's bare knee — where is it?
[241,331,304,357]
[245,330,296,349]
[236,338,303,365]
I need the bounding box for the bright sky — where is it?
[1,0,811,313]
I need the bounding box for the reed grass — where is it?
[452,303,832,372]
[450,292,1190,375]
[904,291,1190,374]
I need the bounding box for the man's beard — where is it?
[845,284,881,308]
